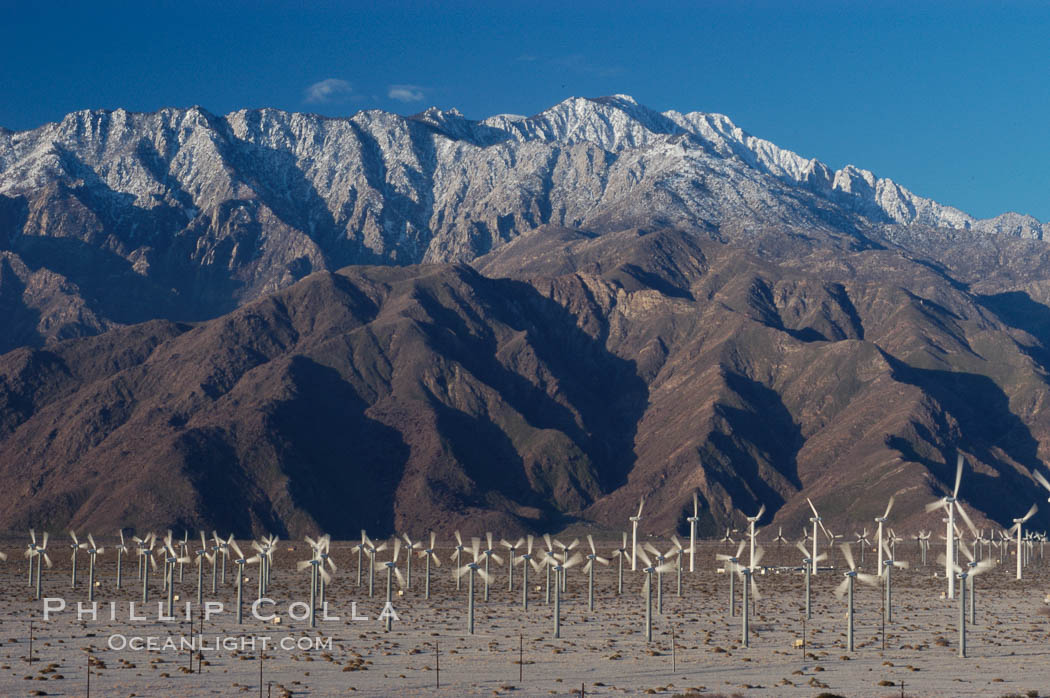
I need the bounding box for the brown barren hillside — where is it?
[3,224,1050,539]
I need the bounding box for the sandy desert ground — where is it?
[0,537,1049,697]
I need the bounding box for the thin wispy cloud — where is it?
[303,78,354,104]
[387,84,426,103]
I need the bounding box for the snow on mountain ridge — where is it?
[0,96,1045,289]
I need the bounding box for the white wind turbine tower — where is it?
[855,528,871,565]
[501,537,524,591]
[542,535,557,604]
[68,531,87,588]
[642,540,679,614]
[636,547,675,643]
[546,548,583,638]
[515,535,540,609]
[450,531,466,591]
[745,504,766,568]
[31,533,52,600]
[736,546,764,648]
[924,454,969,598]
[806,498,830,575]
[296,550,331,628]
[795,540,825,619]
[611,533,629,594]
[354,530,367,587]
[716,541,746,617]
[114,531,128,589]
[686,491,700,572]
[418,532,441,600]
[874,495,895,576]
[364,534,385,598]
[251,536,275,599]
[834,544,878,652]
[161,535,191,619]
[382,539,406,631]
[944,540,994,658]
[177,532,189,583]
[132,533,153,583]
[313,535,336,606]
[193,534,213,604]
[84,535,104,603]
[554,537,579,592]
[454,538,489,635]
[215,532,232,585]
[480,533,504,601]
[25,529,40,587]
[138,538,157,604]
[583,535,609,611]
[228,540,258,624]
[208,534,221,593]
[880,538,909,624]
[1009,502,1038,580]
[630,496,645,571]
[401,533,421,589]
[671,535,685,596]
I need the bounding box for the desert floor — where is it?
[0,538,1048,697]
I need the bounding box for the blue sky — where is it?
[3,1,1049,221]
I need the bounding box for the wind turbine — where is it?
[114,531,128,589]
[454,538,489,635]
[68,531,87,588]
[138,538,157,604]
[364,534,385,598]
[834,544,878,652]
[228,540,259,624]
[1009,503,1038,580]
[515,535,540,609]
[193,535,213,604]
[736,546,764,648]
[160,534,190,619]
[671,535,685,596]
[450,531,466,591]
[643,541,679,614]
[480,533,503,601]
[773,526,788,547]
[745,504,766,568]
[880,538,909,623]
[806,498,829,575]
[636,547,675,643]
[924,454,970,598]
[31,533,52,600]
[716,541,746,617]
[611,533,629,594]
[945,541,994,658]
[501,537,524,591]
[215,532,231,585]
[795,541,825,619]
[686,491,700,572]
[311,535,336,606]
[554,538,579,591]
[382,539,406,631]
[354,530,367,587]
[546,549,583,638]
[401,533,421,589]
[630,496,645,571]
[296,551,330,628]
[855,528,871,565]
[25,529,40,587]
[874,496,895,576]
[84,535,104,603]
[418,532,441,600]
[583,535,609,612]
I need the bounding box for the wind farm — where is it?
[1,477,1050,697]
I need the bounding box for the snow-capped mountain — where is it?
[0,94,1044,349]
